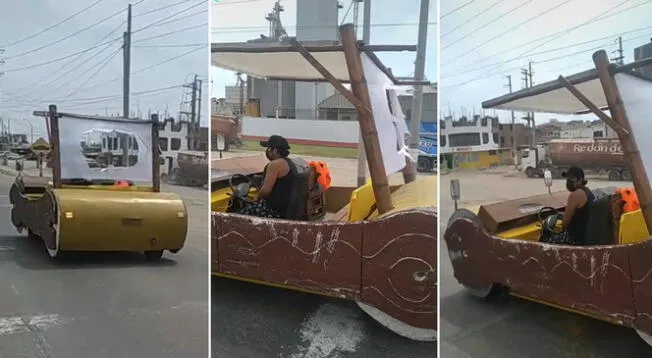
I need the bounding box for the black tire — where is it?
[525,167,535,178]
[621,169,632,181]
[608,169,621,181]
[417,157,431,172]
[144,250,164,261]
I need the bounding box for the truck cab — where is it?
[518,144,548,178]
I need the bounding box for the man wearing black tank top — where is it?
[548,166,595,245]
[237,135,295,218]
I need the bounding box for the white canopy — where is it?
[482,68,652,114]
[211,40,417,84]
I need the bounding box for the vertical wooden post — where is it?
[339,24,393,214]
[48,105,62,189]
[593,50,652,233]
[151,113,161,192]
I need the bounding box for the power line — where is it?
[442,24,652,80]
[133,23,207,43]
[8,22,126,99]
[134,0,197,17]
[3,7,127,60]
[441,0,506,39]
[71,45,206,93]
[64,47,122,98]
[446,31,651,90]
[136,8,206,31]
[445,0,652,71]
[2,37,120,74]
[6,84,184,108]
[441,0,478,19]
[442,0,573,61]
[133,0,205,33]
[0,0,106,48]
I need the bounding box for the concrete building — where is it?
[224,85,247,114]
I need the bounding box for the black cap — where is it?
[260,135,290,150]
[562,166,585,180]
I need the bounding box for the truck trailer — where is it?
[520,138,629,181]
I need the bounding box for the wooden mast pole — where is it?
[339,24,394,214]
[593,50,652,232]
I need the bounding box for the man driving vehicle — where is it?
[548,166,595,245]
[237,134,295,218]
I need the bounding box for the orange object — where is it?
[308,160,332,191]
[616,187,640,213]
[114,180,129,187]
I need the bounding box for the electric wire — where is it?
[445,0,652,72]
[3,7,127,60]
[64,46,122,98]
[442,0,573,61]
[0,0,106,48]
[441,0,506,39]
[133,0,206,33]
[441,0,478,19]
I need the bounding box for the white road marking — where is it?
[0,314,65,336]
[289,303,364,358]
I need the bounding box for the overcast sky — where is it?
[210,0,436,98]
[0,0,209,140]
[440,0,652,124]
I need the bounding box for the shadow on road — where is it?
[0,234,178,270]
[441,290,651,357]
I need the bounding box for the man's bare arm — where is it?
[257,161,280,199]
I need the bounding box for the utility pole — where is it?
[506,75,517,166]
[404,0,430,183]
[521,63,536,148]
[528,61,536,146]
[122,3,132,118]
[197,79,203,145]
[611,36,624,65]
[190,74,198,150]
[356,0,372,187]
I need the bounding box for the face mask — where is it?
[566,179,577,192]
[265,148,274,161]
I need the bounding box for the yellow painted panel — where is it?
[348,179,376,222]
[619,209,649,244]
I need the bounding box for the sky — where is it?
[0,0,209,141]
[440,0,652,124]
[210,0,437,99]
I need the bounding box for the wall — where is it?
[240,117,359,147]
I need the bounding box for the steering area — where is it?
[538,206,564,243]
[226,174,261,212]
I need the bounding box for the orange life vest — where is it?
[308,160,331,191]
[616,187,640,213]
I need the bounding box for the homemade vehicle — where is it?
[9,107,188,260]
[444,50,652,347]
[211,24,437,341]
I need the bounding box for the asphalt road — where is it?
[0,175,209,357]
[439,170,652,358]
[211,170,437,358]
